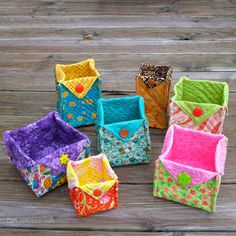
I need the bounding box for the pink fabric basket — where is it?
[153,125,228,212]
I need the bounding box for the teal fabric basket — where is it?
[96,96,152,167]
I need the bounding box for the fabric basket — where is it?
[170,76,229,134]
[136,63,172,129]
[55,58,102,127]
[67,154,118,217]
[96,96,152,167]
[153,125,228,212]
[3,111,90,197]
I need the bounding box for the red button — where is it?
[193,107,203,117]
[120,129,129,138]
[75,84,84,93]
[93,189,102,197]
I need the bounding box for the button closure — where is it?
[119,129,129,138]
[192,107,203,117]
[148,79,156,85]
[93,189,102,197]
[75,84,84,93]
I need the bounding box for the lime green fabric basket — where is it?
[170,76,229,133]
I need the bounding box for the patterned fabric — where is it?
[137,64,172,88]
[56,78,101,127]
[153,160,221,213]
[3,111,90,197]
[55,58,102,127]
[96,96,152,167]
[170,76,228,133]
[19,147,89,197]
[97,122,151,167]
[67,154,118,217]
[153,125,227,213]
[160,125,227,185]
[4,111,90,171]
[136,64,172,129]
[69,183,118,217]
[170,102,226,134]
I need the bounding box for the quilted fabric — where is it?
[67,154,118,217]
[169,102,227,134]
[55,58,102,127]
[19,148,89,197]
[153,160,221,213]
[153,125,227,212]
[4,111,90,197]
[136,64,172,129]
[171,76,228,126]
[96,96,152,167]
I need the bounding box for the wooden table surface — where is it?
[0,0,236,235]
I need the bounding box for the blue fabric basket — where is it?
[55,58,102,127]
[96,96,152,167]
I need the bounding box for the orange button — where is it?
[148,79,156,85]
[93,189,102,197]
[193,107,203,117]
[75,84,84,93]
[119,129,129,138]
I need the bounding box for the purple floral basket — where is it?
[3,111,90,197]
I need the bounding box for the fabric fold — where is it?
[103,119,145,142]
[136,63,172,129]
[172,76,229,125]
[159,125,227,187]
[60,76,99,99]
[67,154,118,200]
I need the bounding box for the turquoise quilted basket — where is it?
[55,58,102,127]
[96,96,152,167]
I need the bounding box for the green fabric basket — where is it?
[171,76,229,127]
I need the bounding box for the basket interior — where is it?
[179,79,225,106]
[102,97,143,124]
[9,114,85,161]
[166,127,222,172]
[140,64,171,80]
[60,60,98,81]
[71,157,114,185]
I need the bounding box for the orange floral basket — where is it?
[67,154,119,217]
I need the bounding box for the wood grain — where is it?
[0,0,235,17]
[0,182,236,231]
[0,27,235,41]
[0,230,235,236]
[0,16,235,28]
[1,40,235,54]
[0,71,235,91]
[0,0,235,234]
[0,145,235,184]
[0,53,234,72]
[0,91,235,117]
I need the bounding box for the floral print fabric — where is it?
[55,58,102,127]
[153,160,221,213]
[56,78,101,127]
[19,146,90,197]
[70,183,118,217]
[67,154,119,217]
[97,121,152,167]
[3,111,90,197]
